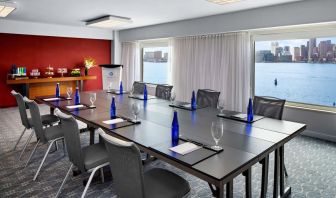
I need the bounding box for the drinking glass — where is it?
[132,102,141,121]
[217,99,225,114]
[211,121,224,151]
[170,92,176,104]
[89,93,96,107]
[66,87,72,99]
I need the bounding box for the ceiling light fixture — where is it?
[86,15,132,29]
[207,0,241,5]
[0,1,16,17]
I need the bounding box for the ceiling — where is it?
[4,0,304,30]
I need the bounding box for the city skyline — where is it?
[143,47,169,62]
[255,37,336,51]
[255,37,336,63]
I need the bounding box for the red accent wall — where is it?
[0,33,111,108]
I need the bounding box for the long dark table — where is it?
[37,91,306,198]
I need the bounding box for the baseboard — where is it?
[302,129,336,142]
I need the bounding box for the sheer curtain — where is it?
[121,42,140,91]
[171,32,251,112]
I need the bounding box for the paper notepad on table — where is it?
[181,104,191,108]
[103,118,124,125]
[231,113,247,119]
[169,142,201,155]
[43,98,60,101]
[66,105,84,109]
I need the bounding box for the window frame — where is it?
[139,39,171,85]
[251,23,336,112]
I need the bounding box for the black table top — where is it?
[37,91,306,182]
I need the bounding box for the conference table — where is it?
[37,91,306,198]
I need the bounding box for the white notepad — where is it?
[169,142,201,155]
[102,118,124,125]
[66,104,84,109]
[43,98,60,101]
[232,113,247,119]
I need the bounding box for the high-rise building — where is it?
[300,45,308,61]
[163,52,168,60]
[154,51,162,60]
[309,38,316,59]
[271,42,279,55]
[294,47,301,61]
[144,52,155,60]
[319,40,332,59]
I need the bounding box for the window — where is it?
[141,42,170,84]
[255,37,336,107]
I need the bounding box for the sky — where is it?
[255,37,336,51]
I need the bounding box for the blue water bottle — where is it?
[56,83,60,97]
[171,111,179,144]
[143,84,148,100]
[191,90,197,110]
[247,98,254,122]
[75,87,80,105]
[110,97,116,118]
[119,81,123,94]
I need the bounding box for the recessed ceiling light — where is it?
[86,15,132,29]
[0,1,16,17]
[207,0,241,5]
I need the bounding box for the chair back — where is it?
[155,84,173,100]
[55,109,85,172]
[99,129,145,198]
[11,90,31,129]
[133,81,145,94]
[24,98,47,143]
[253,96,286,120]
[196,89,220,108]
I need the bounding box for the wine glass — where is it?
[217,99,225,114]
[66,87,72,99]
[170,91,176,104]
[211,121,224,151]
[132,102,141,121]
[89,93,96,107]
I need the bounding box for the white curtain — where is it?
[121,42,140,91]
[171,32,251,112]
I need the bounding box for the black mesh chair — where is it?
[54,109,109,198]
[11,90,59,159]
[99,129,190,198]
[132,81,146,95]
[253,96,286,120]
[155,84,173,100]
[196,89,220,108]
[253,96,287,196]
[24,98,65,180]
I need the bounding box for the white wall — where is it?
[0,19,113,40]
[119,0,336,41]
[118,0,336,142]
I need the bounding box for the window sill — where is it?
[285,101,336,114]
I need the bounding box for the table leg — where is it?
[50,107,55,115]
[226,180,233,198]
[280,145,291,197]
[261,155,269,198]
[273,148,279,198]
[243,168,252,198]
[89,127,95,145]
[208,182,224,198]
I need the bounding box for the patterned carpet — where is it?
[0,105,336,198]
